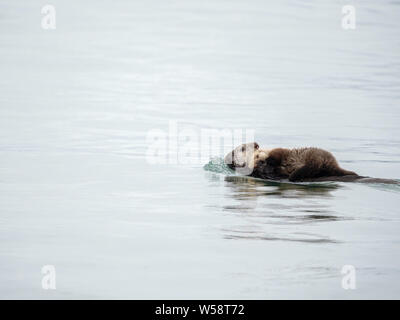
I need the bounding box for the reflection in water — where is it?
[209,174,347,243]
[222,231,339,244]
[224,175,339,198]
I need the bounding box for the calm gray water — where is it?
[1,0,400,299]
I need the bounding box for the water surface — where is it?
[0,0,400,299]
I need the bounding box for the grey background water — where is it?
[1,0,400,299]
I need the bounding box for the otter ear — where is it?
[253,142,259,150]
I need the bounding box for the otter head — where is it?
[224,142,270,175]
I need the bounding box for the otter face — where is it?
[225,142,269,175]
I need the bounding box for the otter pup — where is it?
[224,142,358,182]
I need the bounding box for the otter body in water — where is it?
[224,143,398,184]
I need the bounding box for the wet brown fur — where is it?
[225,143,359,182]
[265,147,358,182]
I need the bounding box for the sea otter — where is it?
[224,142,363,182]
